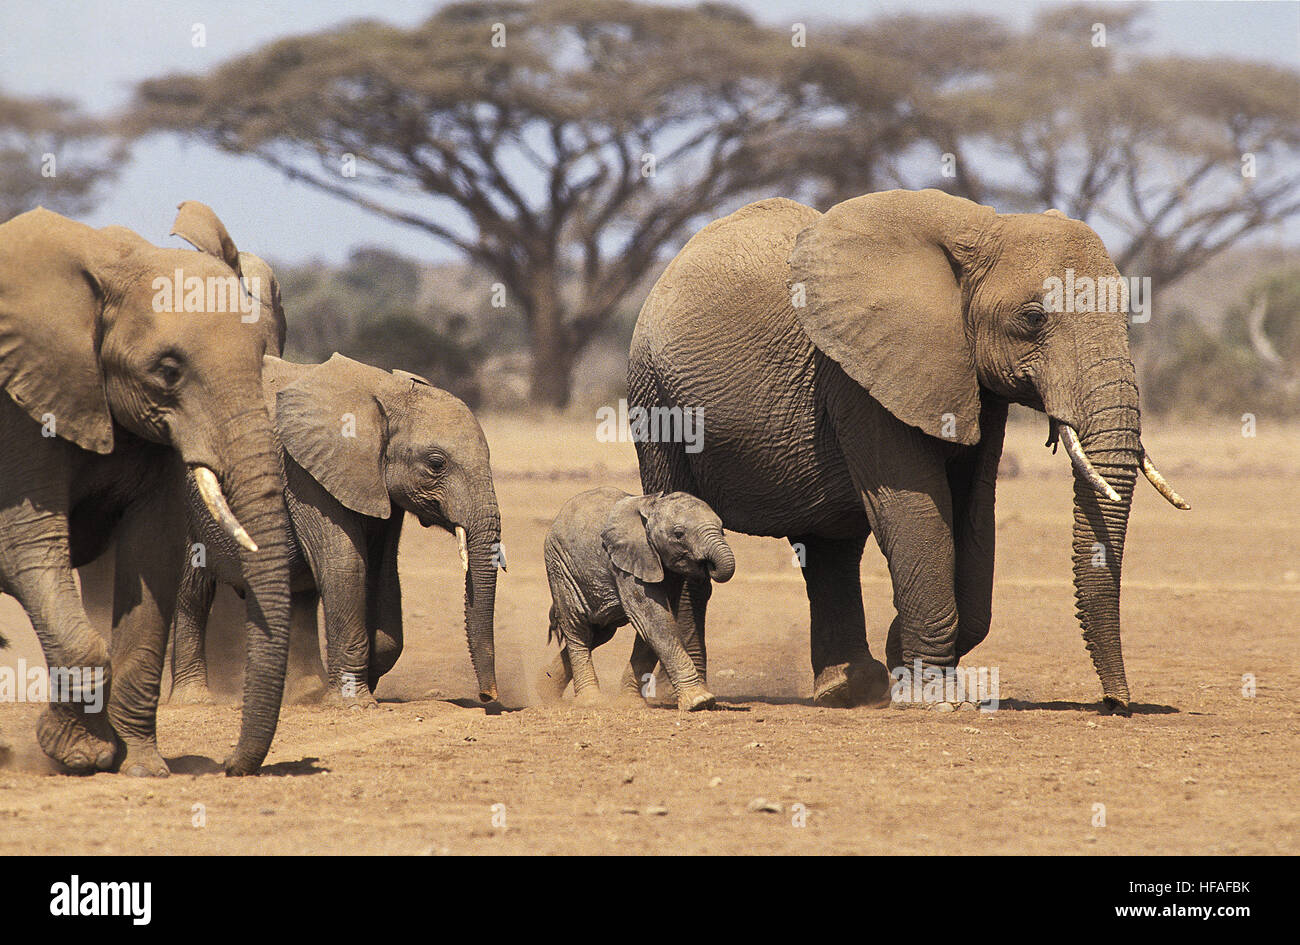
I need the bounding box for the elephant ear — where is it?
[787,189,995,446]
[276,353,392,519]
[601,495,665,584]
[169,200,242,278]
[0,208,121,454]
[237,251,286,356]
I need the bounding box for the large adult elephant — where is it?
[0,202,292,775]
[628,189,1187,710]
[168,353,502,708]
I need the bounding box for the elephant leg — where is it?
[619,575,709,700]
[676,576,711,682]
[295,503,374,706]
[615,572,714,711]
[320,572,374,707]
[108,491,185,777]
[827,386,961,700]
[169,556,217,704]
[285,589,327,704]
[561,615,602,706]
[0,515,118,773]
[795,535,891,708]
[536,605,574,701]
[864,480,961,678]
[950,399,1006,660]
[366,516,404,693]
[537,648,574,702]
[619,633,659,701]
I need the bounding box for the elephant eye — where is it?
[152,355,184,390]
[426,451,447,471]
[1023,307,1048,330]
[673,526,687,539]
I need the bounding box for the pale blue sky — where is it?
[1,0,1297,262]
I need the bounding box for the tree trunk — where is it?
[526,268,575,408]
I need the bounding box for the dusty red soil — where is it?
[1,418,1296,854]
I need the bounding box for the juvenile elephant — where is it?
[168,353,501,707]
[629,189,1188,710]
[535,488,735,711]
[0,202,292,776]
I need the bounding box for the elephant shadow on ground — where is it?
[713,696,806,709]
[996,698,1179,715]
[167,754,329,776]
[378,694,518,715]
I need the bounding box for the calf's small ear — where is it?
[601,495,665,584]
[276,353,392,519]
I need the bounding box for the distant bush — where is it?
[1139,266,1300,419]
[276,248,500,407]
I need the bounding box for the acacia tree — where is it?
[132,0,849,407]
[0,91,123,222]
[815,4,1300,293]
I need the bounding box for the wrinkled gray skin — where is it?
[168,353,501,707]
[0,201,292,777]
[630,189,1186,711]
[535,488,735,711]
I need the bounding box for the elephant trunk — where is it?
[219,406,293,775]
[461,489,501,702]
[698,527,736,583]
[1067,363,1141,714]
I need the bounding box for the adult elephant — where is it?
[0,202,292,775]
[628,189,1187,710]
[168,354,502,708]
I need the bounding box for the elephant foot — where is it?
[37,704,118,774]
[223,754,260,777]
[323,691,379,710]
[574,686,603,707]
[892,699,980,712]
[813,658,892,708]
[168,678,215,705]
[120,742,171,778]
[1101,696,1132,717]
[323,675,378,709]
[677,686,716,712]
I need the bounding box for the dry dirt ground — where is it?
[1,417,1296,855]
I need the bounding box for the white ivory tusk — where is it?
[455,525,469,573]
[1059,425,1123,503]
[193,466,258,552]
[1140,451,1191,510]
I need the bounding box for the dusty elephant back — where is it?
[630,198,865,538]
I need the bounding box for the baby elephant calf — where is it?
[537,488,735,710]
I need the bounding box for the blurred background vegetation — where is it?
[2,0,1297,416]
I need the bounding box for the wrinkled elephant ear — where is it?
[276,353,392,519]
[237,251,286,356]
[0,208,121,454]
[170,200,242,277]
[601,495,665,584]
[787,188,995,446]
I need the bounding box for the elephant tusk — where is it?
[193,467,258,552]
[1140,449,1191,510]
[1059,425,1123,503]
[455,525,469,573]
